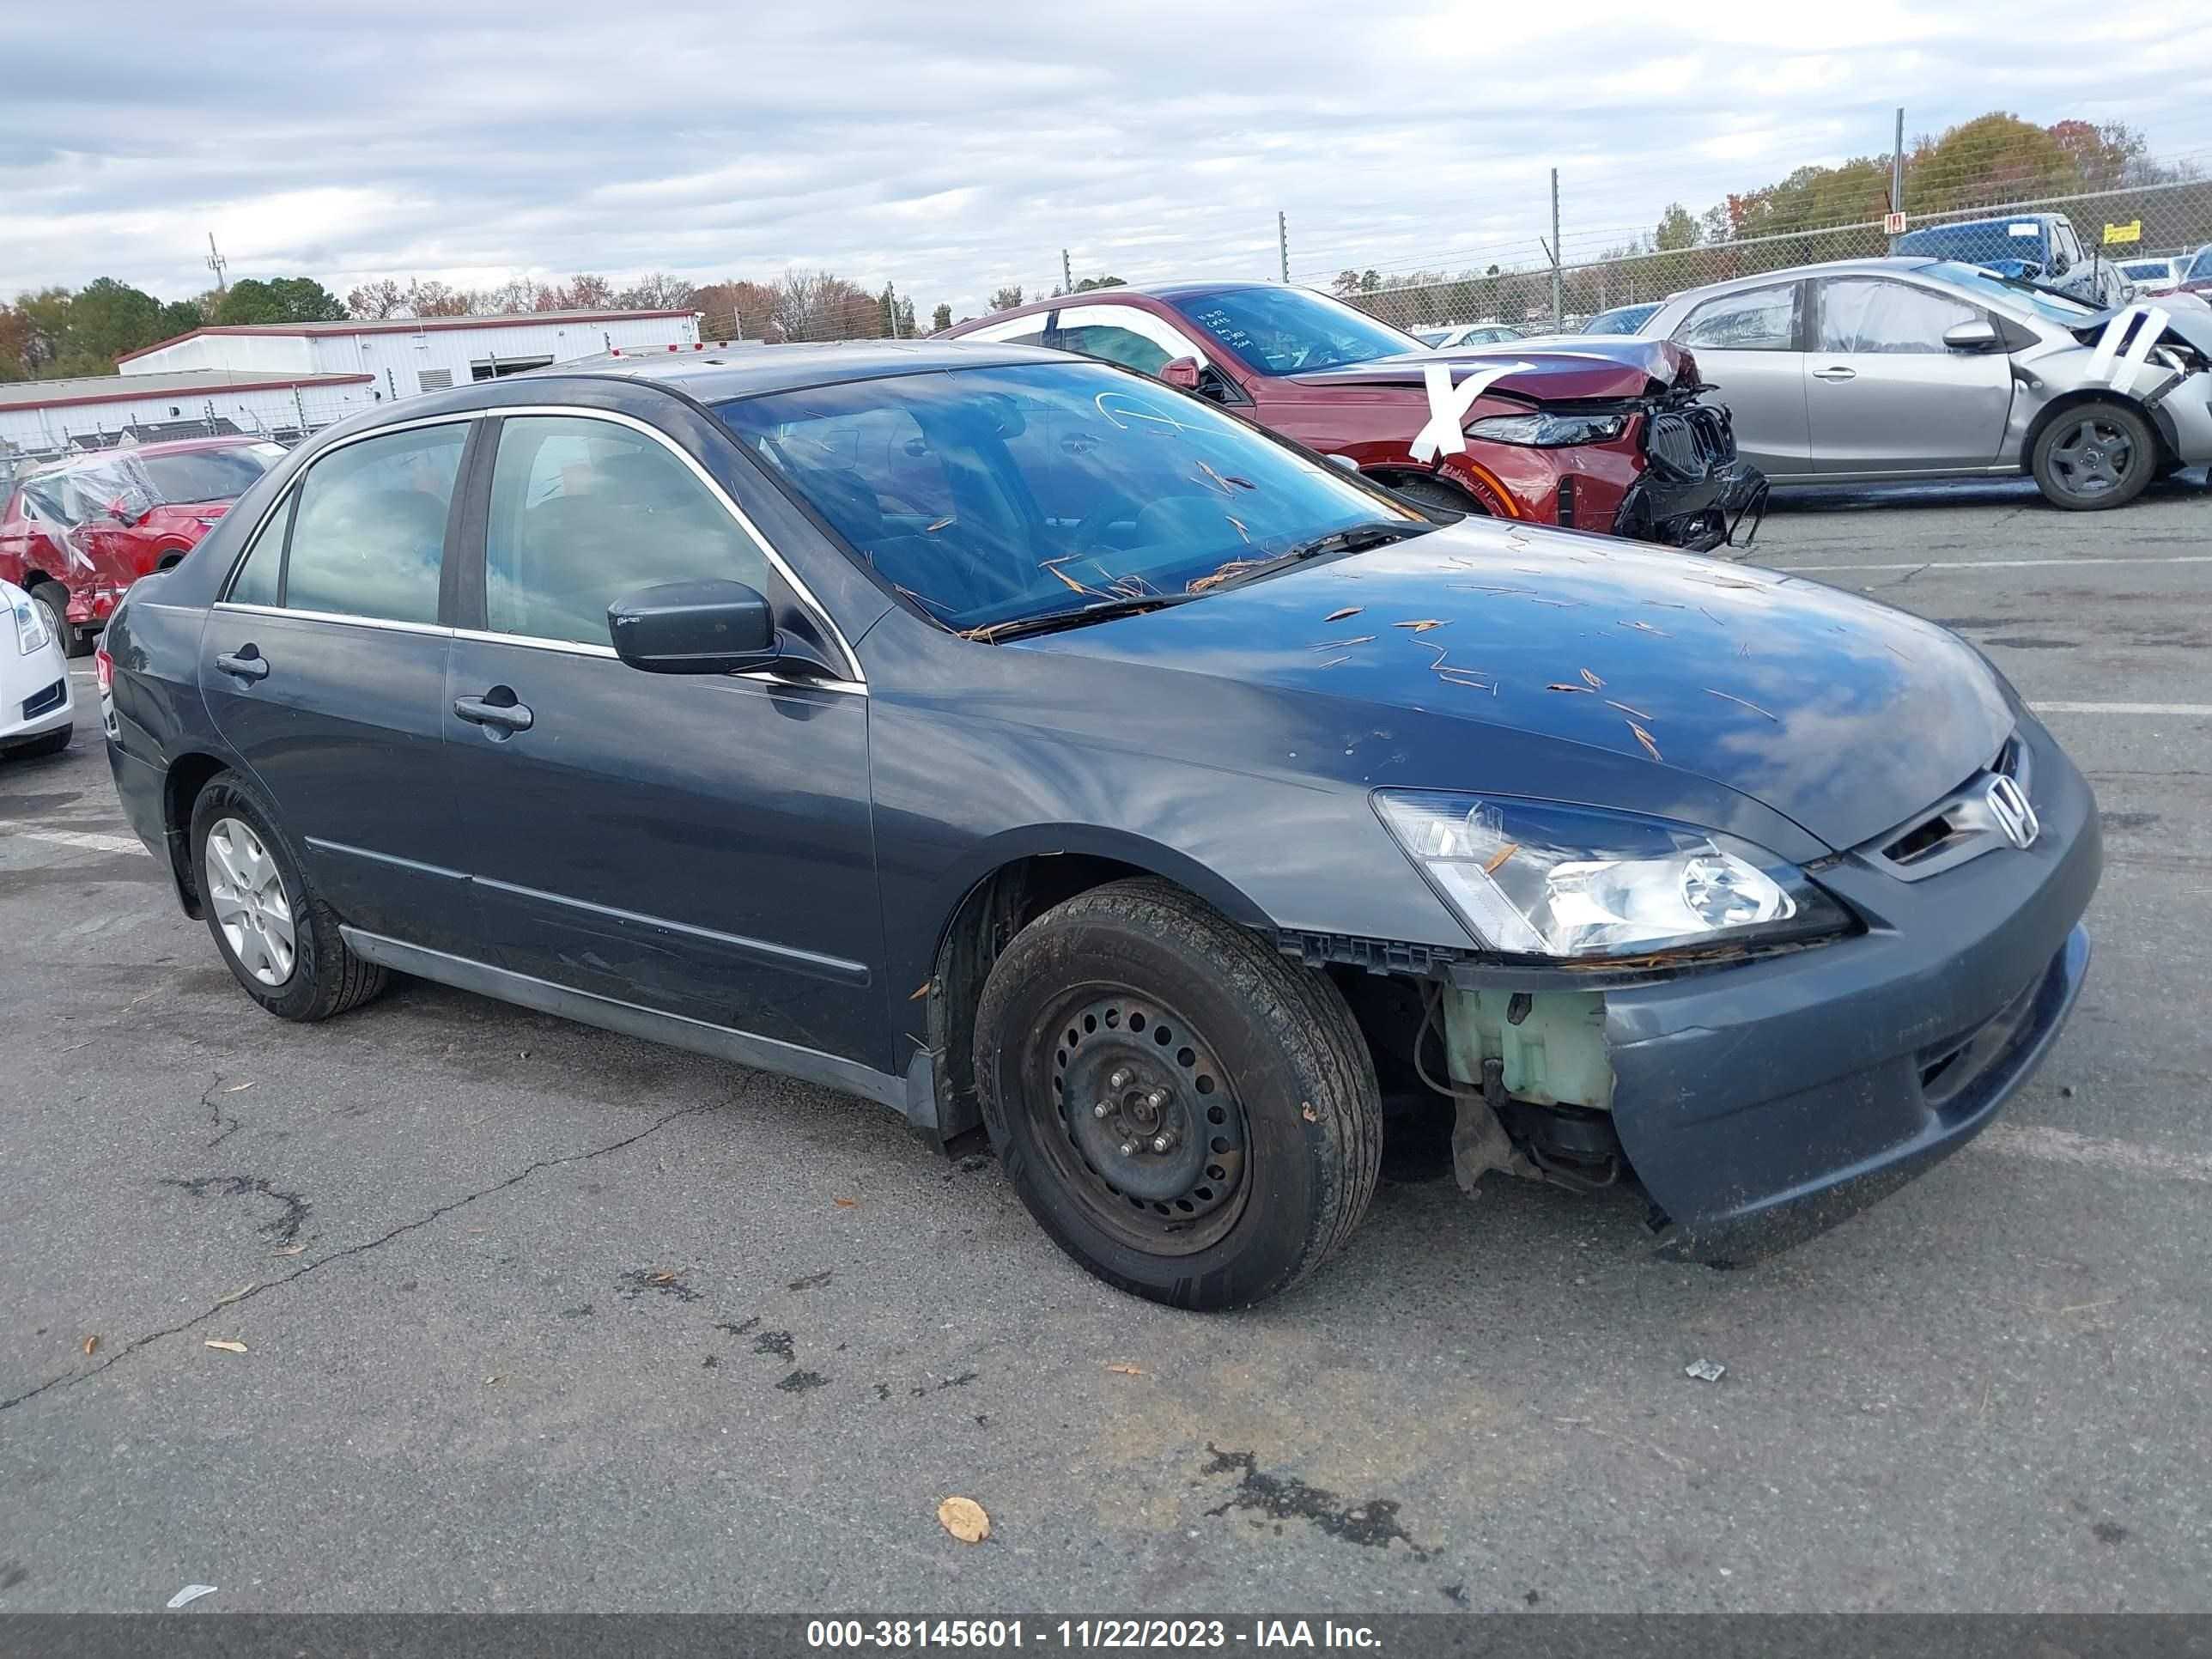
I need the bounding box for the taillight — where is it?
[94,644,113,696]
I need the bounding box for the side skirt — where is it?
[339,927,911,1116]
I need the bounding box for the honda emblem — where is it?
[1986,775,2039,850]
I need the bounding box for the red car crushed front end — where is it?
[1258,338,1765,551]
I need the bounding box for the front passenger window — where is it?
[1817,279,1980,354]
[484,416,774,647]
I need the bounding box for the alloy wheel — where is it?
[205,817,296,988]
[2047,416,2136,499]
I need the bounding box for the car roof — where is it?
[37,434,276,475]
[1659,256,1943,306]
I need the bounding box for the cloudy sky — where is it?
[4,2,2209,319]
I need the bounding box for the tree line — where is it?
[1333,112,2206,328]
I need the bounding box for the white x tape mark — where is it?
[2085,304,2170,390]
[1410,361,1534,462]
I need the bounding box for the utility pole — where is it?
[1549,169,1564,330]
[205,233,228,293]
[1889,106,1905,251]
[1061,247,1073,295]
[1278,210,1290,283]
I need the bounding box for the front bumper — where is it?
[1612,454,1767,553]
[1602,714,2101,1262]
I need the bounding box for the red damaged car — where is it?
[1,436,285,655]
[945,283,1763,550]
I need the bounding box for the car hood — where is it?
[1018,522,2014,854]
[1284,339,1695,402]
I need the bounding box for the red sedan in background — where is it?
[0,436,284,654]
[944,283,1763,550]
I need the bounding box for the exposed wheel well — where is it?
[1367,468,1496,520]
[924,854,1196,1146]
[162,751,228,916]
[155,546,190,570]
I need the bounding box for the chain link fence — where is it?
[1334,166,2212,337]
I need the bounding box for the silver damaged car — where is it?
[1637,257,2212,509]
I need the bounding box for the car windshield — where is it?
[1165,286,1423,374]
[1586,304,1657,336]
[715,361,1417,633]
[2190,246,2212,281]
[1899,222,2050,266]
[1921,261,2100,325]
[2118,260,2168,281]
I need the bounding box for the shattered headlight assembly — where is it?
[12,596,52,657]
[1465,411,1627,447]
[1375,791,1852,960]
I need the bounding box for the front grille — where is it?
[20,678,64,720]
[1646,405,1736,474]
[1867,738,2034,881]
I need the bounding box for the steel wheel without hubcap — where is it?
[2046,416,2136,500]
[1033,988,1250,1255]
[204,816,296,988]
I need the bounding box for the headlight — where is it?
[1375,791,1852,960]
[1466,411,1627,447]
[11,597,51,657]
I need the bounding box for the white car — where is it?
[2,576,74,759]
[1413,322,1524,349]
[2116,257,2184,296]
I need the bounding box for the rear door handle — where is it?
[453,693,534,733]
[215,647,270,682]
[1811,365,1858,381]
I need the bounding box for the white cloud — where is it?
[1,0,2208,318]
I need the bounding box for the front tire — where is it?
[974,878,1382,1310]
[28,585,87,658]
[189,772,388,1021]
[2033,402,2156,510]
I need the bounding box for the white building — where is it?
[118,308,703,400]
[0,368,380,471]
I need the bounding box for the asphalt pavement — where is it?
[2,470,2208,1613]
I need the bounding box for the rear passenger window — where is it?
[484,416,773,647]
[224,494,293,608]
[283,424,465,624]
[1675,284,1802,352]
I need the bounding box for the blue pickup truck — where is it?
[1894,213,2129,305]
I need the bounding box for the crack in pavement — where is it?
[201,1072,242,1152]
[0,1100,717,1415]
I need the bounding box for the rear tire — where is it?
[189,771,388,1022]
[974,878,1382,1310]
[2032,402,2156,510]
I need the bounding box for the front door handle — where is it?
[453,692,534,733]
[216,647,270,682]
[1811,365,1858,381]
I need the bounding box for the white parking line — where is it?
[1778,555,2212,574]
[1978,1123,2212,1184]
[2031,702,2212,716]
[15,829,148,856]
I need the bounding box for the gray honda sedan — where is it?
[1634,257,2212,508]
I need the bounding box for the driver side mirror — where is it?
[1158,357,1202,391]
[608,580,781,674]
[1942,319,2002,353]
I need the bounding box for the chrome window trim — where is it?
[447,625,865,696]
[217,411,481,608]
[212,599,452,639]
[483,404,866,684]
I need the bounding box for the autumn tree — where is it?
[215,276,347,325]
[615,272,696,309]
[347,278,409,319]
